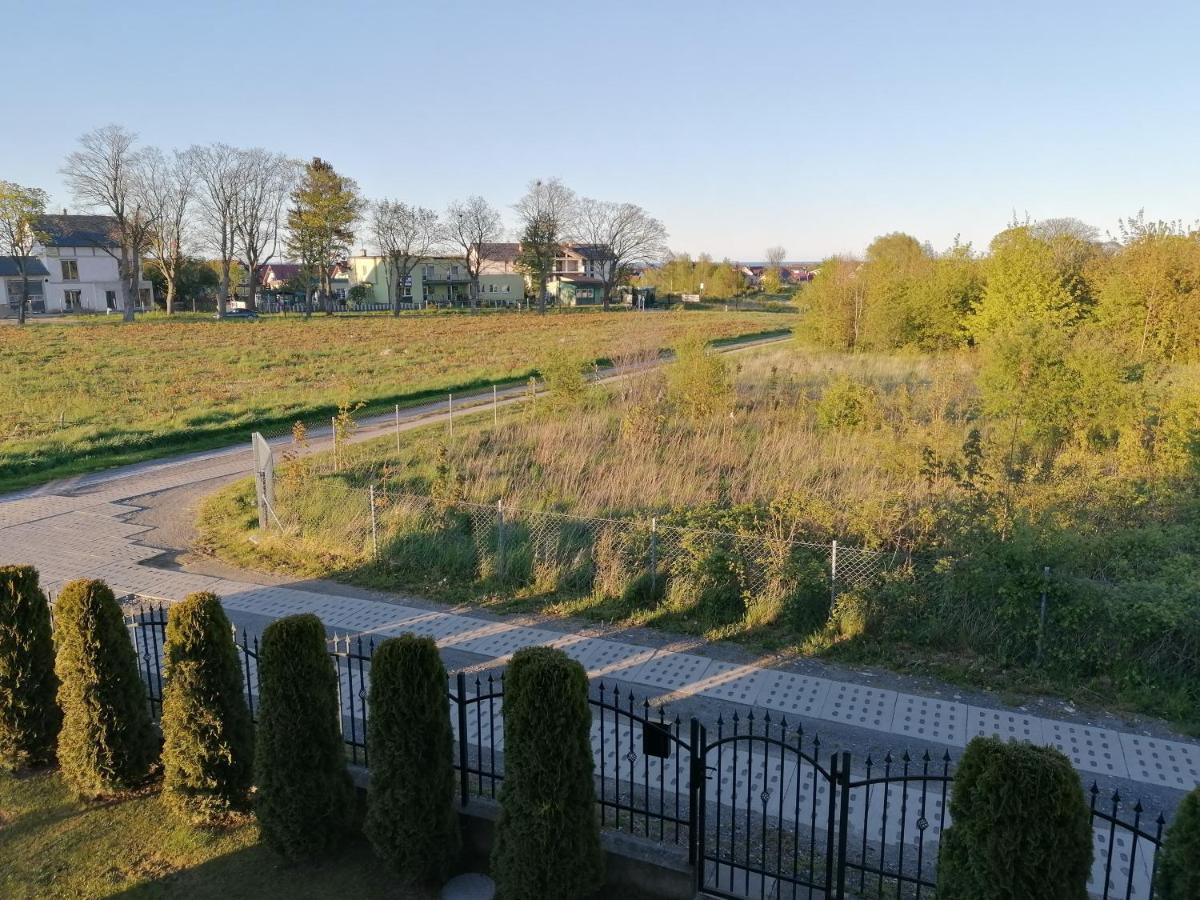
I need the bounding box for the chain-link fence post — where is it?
[257,470,269,530]
[394,403,401,453]
[649,517,658,594]
[331,415,339,472]
[448,393,454,438]
[369,484,379,562]
[496,499,505,578]
[1036,565,1050,664]
[830,539,838,605]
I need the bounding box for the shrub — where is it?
[53,579,157,797]
[253,613,353,861]
[491,647,603,899]
[1158,787,1200,900]
[160,592,254,823]
[938,737,1091,900]
[0,565,61,770]
[539,347,592,408]
[667,334,731,419]
[816,375,879,429]
[364,635,459,882]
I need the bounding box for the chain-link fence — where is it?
[259,478,946,630]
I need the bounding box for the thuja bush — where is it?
[364,635,459,883]
[938,737,1091,900]
[54,579,157,797]
[1158,787,1200,900]
[491,646,603,900]
[253,613,353,862]
[160,592,254,823]
[0,565,61,770]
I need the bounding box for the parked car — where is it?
[214,309,259,320]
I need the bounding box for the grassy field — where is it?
[0,308,789,491]
[198,342,1200,732]
[0,771,423,899]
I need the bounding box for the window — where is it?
[450,265,460,277]
[64,289,82,311]
[422,264,434,279]
[105,290,117,310]
[61,259,79,281]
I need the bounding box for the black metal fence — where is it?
[124,602,1169,900]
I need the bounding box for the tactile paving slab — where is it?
[1042,721,1128,778]
[694,660,767,705]
[754,670,832,721]
[1119,734,1200,791]
[817,682,897,731]
[1088,822,1156,900]
[891,694,967,746]
[626,652,715,693]
[447,625,557,659]
[549,636,658,679]
[967,706,1045,744]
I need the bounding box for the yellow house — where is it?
[348,251,524,308]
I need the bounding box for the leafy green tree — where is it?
[0,565,60,770]
[969,227,1086,342]
[803,256,865,349]
[906,240,981,349]
[1158,787,1200,900]
[858,232,933,349]
[491,647,603,900]
[0,180,49,325]
[54,579,157,797]
[364,635,459,883]
[285,158,365,316]
[938,737,1091,900]
[254,613,353,861]
[539,347,591,408]
[160,592,254,823]
[760,267,782,295]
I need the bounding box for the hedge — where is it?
[1158,787,1200,900]
[53,579,158,796]
[0,565,61,770]
[364,635,459,882]
[160,592,254,823]
[253,613,353,861]
[938,736,1092,900]
[491,646,603,899]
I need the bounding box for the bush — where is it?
[160,592,254,823]
[364,635,459,883]
[0,565,61,770]
[938,737,1091,900]
[1159,787,1200,900]
[253,613,353,861]
[53,579,158,797]
[491,647,603,900]
[816,375,879,429]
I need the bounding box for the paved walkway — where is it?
[3,447,1197,802]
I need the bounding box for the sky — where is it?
[4,0,1199,261]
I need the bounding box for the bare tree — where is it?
[445,195,502,308]
[574,198,667,310]
[513,178,577,314]
[61,125,155,322]
[188,143,243,316]
[765,246,787,269]
[234,149,296,312]
[137,148,195,314]
[0,181,48,325]
[372,200,441,315]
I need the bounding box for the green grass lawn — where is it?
[0,308,790,491]
[0,770,425,899]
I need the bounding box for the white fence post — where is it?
[830,539,839,605]
[369,484,379,561]
[448,393,454,437]
[394,403,401,453]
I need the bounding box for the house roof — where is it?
[37,214,120,248]
[477,242,519,263]
[567,243,614,261]
[0,257,51,278]
[260,263,302,284]
[555,275,604,285]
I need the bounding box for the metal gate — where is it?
[693,713,840,899]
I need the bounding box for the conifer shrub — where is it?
[253,613,353,862]
[0,565,61,771]
[53,578,157,797]
[160,592,254,823]
[491,646,603,900]
[364,635,459,883]
[938,736,1091,900]
[1158,787,1200,900]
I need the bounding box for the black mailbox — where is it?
[642,721,671,759]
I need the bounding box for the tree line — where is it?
[1,126,668,322]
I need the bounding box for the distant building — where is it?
[0,214,152,317]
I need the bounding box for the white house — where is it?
[0,214,152,317]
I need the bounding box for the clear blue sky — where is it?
[5,0,1198,260]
